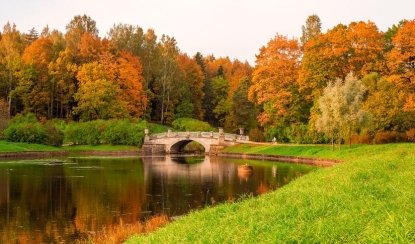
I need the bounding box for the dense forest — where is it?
[0,14,414,145]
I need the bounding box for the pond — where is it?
[0,155,317,243]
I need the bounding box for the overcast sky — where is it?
[1,0,414,64]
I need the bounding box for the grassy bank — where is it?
[0,140,138,153]
[0,140,62,152]
[127,143,415,243]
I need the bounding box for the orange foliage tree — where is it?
[176,54,205,119]
[386,20,415,112]
[74,50,147,120]
[249,34,301,126]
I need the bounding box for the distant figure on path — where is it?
[272,137,276,144]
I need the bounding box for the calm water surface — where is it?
[0,155,316,243]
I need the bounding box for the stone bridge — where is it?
[142,128,250,154]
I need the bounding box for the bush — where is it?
[4,122,46,144]
[373,131,406,144]
[350,133,371,144]
[44,122,64,146]
[65,119,147,146]
[65,120,106,145]
[406,128,415,143]
[172,118,215,132]
[103,119,146,146]
[249,128,265,142]
[3,113,64,146]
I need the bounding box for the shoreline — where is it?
[0,149,339,167]
[217,152,341,167]
[0,149,141,159]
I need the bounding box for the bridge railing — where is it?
[149,131,249,141]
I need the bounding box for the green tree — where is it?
[108,23,144,57]
[158,35,179,124]
[300,14,322,46]
[211,76,230,126]
[230,77,256,131]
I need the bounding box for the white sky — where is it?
[1,0,414,64]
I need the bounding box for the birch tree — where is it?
[316,73,367,149]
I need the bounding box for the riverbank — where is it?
[0,140,139,158]
[127,143,415,243]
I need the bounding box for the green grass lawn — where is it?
[0,140,138,153]
[64,144,138,151]
[127,143,415,243]
[0,140,62,152]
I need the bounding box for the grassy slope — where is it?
[127,143,415,243]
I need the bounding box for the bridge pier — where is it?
[142,144,166,154]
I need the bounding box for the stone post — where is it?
[144,128,150,142]
[218,127,225,145]
[167,129,172,137]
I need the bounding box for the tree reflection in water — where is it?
[0,156,316,243]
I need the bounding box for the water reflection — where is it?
[0,156,316,243]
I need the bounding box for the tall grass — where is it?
[77,215,168,244]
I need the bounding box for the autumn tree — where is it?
[299,21,382,102]
[65,15,99,63]
[362,73,414,133]
[249,34,301,127]
[347,21,383,76]
[20,37,54,116]
[0,22,25,117]
[74,50,147,120]
[386,19,415,112]
[176,54,205,119]
[110,51,147,117]
[75,62,125,120]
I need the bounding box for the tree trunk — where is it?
[7,71,12,119]
[348,127,352,148]
[338,133,341,150]
[160,62,167,124]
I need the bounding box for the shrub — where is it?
[103,119,146,146]
[65,120,106,145]
[64,119,147,146]
[172,118,215,132]
[350,133,371,144]
[4,122,46,144]
[373,131,406,144]
[3,114,65,146]
[44,122,64,146]
[406,128,415,143]
[249,128,265,142]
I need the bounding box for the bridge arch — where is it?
[166,138,211,153]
